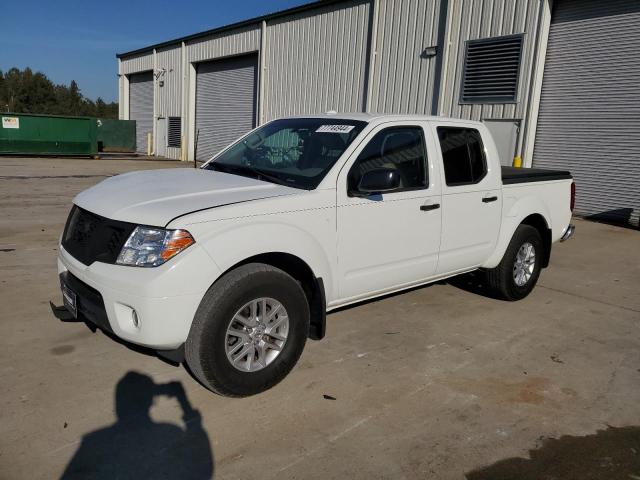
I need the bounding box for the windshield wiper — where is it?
[243,166,291,186]
[210,163,302,189]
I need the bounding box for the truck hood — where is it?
[73,168,301,226]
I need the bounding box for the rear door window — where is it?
[437,127,487,186]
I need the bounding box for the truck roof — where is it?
[282,112,484,127]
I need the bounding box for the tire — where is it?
[485,224,544,301]
[185,263,310,397]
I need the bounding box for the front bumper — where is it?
[59,270,110,331]
[56,242,222,350]
[53,271,185,363]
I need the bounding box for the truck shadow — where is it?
[466,425,640,479]
[446,271,501,300]
[585,208,638,230]
[60,371,214,480]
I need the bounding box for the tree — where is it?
[0,68,118,118]
[0,70,6,112]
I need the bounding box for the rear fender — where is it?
[483,195,552,269]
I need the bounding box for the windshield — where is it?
[203,118,367,189]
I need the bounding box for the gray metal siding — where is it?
[121,52,153,74]
[533,0,640,226]
[156,46,182,118]
[186,26,261,64]
[263,0,370,121]
[369,0,442,114]
[119,0,550,165]
[157,46,183,159]
[195,55,258,160]
[439,0,541,121]
[129,72,154,153]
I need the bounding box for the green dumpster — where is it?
[96,118,136,152]
[0,113,98,156]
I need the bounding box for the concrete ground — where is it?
[0,156,639,479]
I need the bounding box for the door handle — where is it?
[420,203,440,211]
[482,196,498,203]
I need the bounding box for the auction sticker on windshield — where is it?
[316,125,355,133]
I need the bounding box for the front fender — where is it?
[185,217,335,299]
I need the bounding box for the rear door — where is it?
[432,122,502,274]
[336,122,442,301]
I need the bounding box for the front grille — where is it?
[62,206,136,266]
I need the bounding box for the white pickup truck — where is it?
[55,114,575,396]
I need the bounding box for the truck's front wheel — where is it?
[485,224,544,301]
[186,263,309,397]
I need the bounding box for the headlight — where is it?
[117,226,195,267]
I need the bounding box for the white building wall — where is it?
[121,52,153,75]
[368,0,443,115]
[186,25,261,64]
[156,45,183,159]
[262,0,371,121]
[438,0,542,122]
[118,0,546,161]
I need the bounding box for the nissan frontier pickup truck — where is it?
[55,114,575,397]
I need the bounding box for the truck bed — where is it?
[501,166,572,185]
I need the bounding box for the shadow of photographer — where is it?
[61,371,214,479]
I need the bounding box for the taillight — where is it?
[570,182,576,212]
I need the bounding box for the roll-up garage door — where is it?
[129,72,154,154]
[195,54,258,161]
[533,0,640,227]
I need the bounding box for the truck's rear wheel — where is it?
[186,263,309,397]
[485,224,544,301]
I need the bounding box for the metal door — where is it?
[533,0,640,226]
[129,72,154,154]
[195,54,258,161]
[156,117,166,157]
[484,120,519,166]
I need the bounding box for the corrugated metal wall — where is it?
[156,46,182,159]
[263,0,370,121]
[186,25,261,63]
[156,46,182,117]
[533,0,640,227]
[121,52,153,75]
[439,0,541,122]
[119,0,546,161]
[369,0,442,114]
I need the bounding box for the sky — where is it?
[0,0,310,103]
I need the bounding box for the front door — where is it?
[156,117,167,157]
[336,123,442,302]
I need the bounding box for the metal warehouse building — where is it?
[117,0,640,226]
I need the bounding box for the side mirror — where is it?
[353,168,401,196]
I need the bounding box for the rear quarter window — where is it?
[437,127,487,186]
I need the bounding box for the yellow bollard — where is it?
[512,155,522,168]
[147,132,152,156]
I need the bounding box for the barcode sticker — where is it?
[316,125,355,133]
